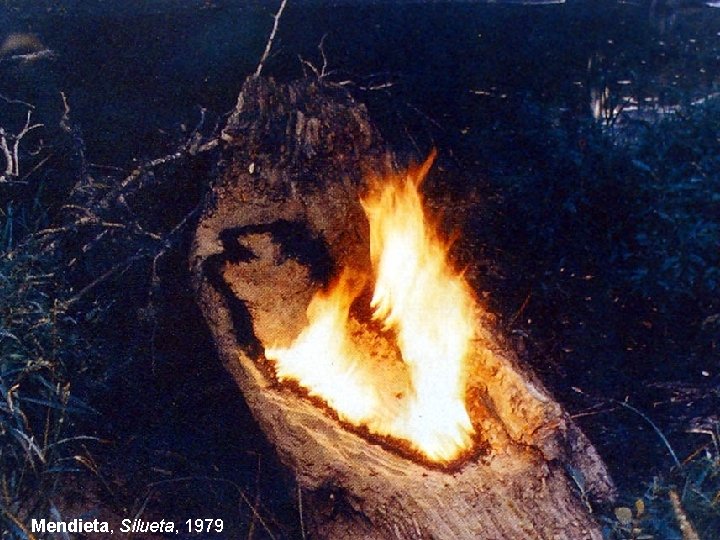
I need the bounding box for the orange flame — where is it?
[265,151,476,462]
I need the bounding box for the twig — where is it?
[357,82,395,91]
[87,163,124,172]
[405,102,444,131]
[571,387,680,467]
[297,484,306,540]
[0,127,12,177]
[3,49,56,63]
[298,34,332,81]
[246,454,262,539]
[569,403,619,420]
[0,93,35,109]
[1,507,38,540]
[61,250,148,308]
[13,110,43,174]
[507,290,532,328]
[140,476,277,540]
[99,113,217,210]
[668,489,700,540]
[613,398,681,468]
[58,91,92,188]
[254,0,289,78]
[318,34,329,78]
[20,153,52,182]
[59,92,72,134]
[0,107,43,181]
[54,198,199,311]
[35,217,129,238]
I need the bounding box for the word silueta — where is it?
[122,518,224,533]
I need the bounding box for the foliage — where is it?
[623,99,720,345]
[0,239,97,538]
[604,428,720,539]
[483,93,719,389]
[0,89,104,538]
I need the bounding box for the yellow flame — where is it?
[266,271,379,424]
[265,152,476,462]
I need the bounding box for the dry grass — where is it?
[0,237,100,538]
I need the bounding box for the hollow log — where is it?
[190,76,616,539]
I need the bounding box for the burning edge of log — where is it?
[191,76,616,540]
[250,361,493,472]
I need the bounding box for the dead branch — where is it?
[613,398,681,468]
[2,49,56,64]
[254,0,289,78]
[0,128,12,178]
[0,107,43,182]
[60,249,148,308]
[25,96,217,315]
[59,92,72,134]
[668,490,700,540]
[0,93,34,110]
[98,111,217,211]
[298,34,333,81]
[572,386,681,467]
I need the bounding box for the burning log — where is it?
[191,76,616,539]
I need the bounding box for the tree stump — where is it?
[190,77,616,539]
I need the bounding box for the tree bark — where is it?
[191,76,616,539]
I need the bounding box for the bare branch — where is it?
[669,490,700,540]
[59,91,72,133]
[1,127,12,178]
[614,398,681,468]
[61,250,148,308]
[12,110,43,176]
[254,0,289,78]
[357,82,395,91]
[20,154,52,182]
[4,49,56,64]
[0,106,42,181]
[99,114,218,210]
[298,55,321,79]
[0,93,35,109]
[333,71,397,91]
[298,34,336,82]
[319,33,329,78]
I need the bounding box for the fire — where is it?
[265,151,476,462]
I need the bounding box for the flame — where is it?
[267,271,379,424]
[265,151,476,462]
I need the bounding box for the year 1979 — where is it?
[185,519,224,533]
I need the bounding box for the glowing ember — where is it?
[265,151,476,462]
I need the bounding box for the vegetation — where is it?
[0,224,97,536]
[0,91,93,536]
[482,94,719,388]
[628,98,720,346]
[604,442,720,539]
